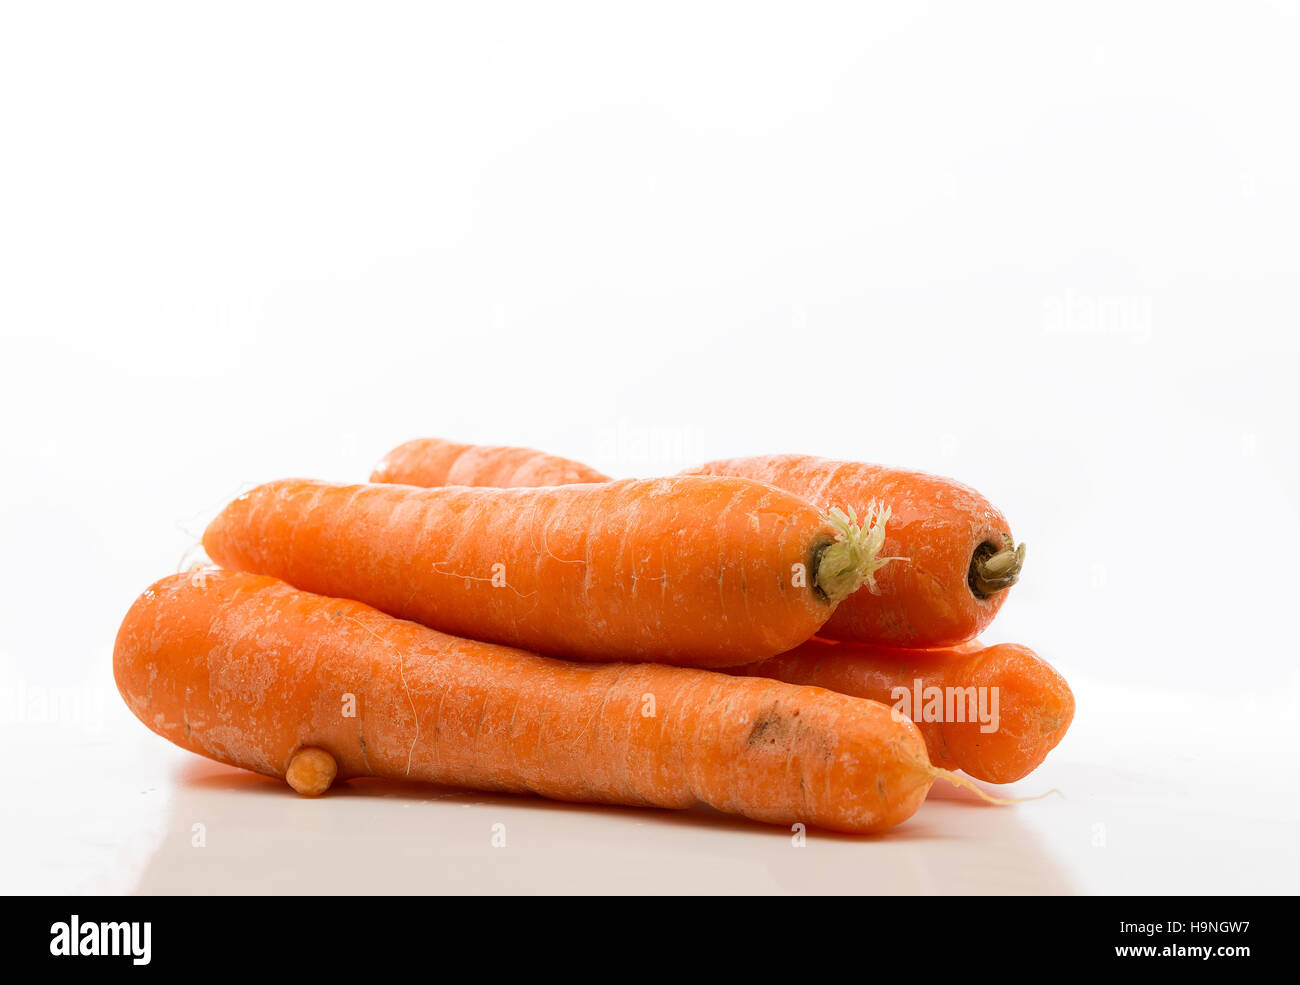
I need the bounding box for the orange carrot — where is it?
[369,440,1023,648]
[372,437,610,487]
[686,455,1022,647]
[114,569,940,833]
[734,638,1073,783]
[202,476,892,667]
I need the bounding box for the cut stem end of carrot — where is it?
[815,502,902,603]
[970,536,1026,599]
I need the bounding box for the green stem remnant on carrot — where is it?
[970,535,1026,599]
[815,503,903,602]
[114,569,943,833]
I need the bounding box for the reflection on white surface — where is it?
[131,759,1074,895]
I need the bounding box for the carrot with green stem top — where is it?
[369,439,1024,648]
[202,475,893,668]
[114,569,950,833]
[733,638,1074,783]
[687,455,1023,647]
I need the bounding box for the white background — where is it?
[2,2,1297,894]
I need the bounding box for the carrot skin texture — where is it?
[113,570,934,833]
[735,638,1074,783]
[372,437,610,487]
[202,476,839,667]
[686,455,1013,647]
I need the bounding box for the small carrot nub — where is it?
[286,747,338,797]
[815,501,903,602]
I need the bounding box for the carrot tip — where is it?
[815,501,902,602]
[930,766,1060,805]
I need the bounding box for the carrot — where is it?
[368,440,1023,648]
[734,638,1074,783]
[114,568,940,833]
[686,455,1023,647]
[202,476,893,667]
[372,437,610,487]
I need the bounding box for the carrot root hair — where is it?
[177,543,211,574]
[815,502,903,602]
[930,766,1061,805]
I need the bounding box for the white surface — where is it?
[2,2,1298,894]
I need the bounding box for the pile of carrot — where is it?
[114,435,1073,834]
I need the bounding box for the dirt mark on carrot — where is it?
[747,705,791,746]
[745,704,831,761]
